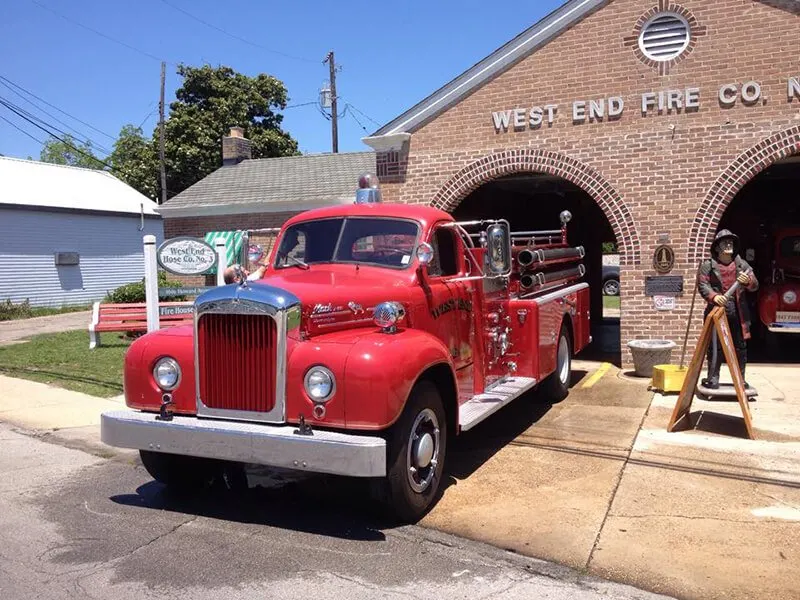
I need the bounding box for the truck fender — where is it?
[343,329,456,430]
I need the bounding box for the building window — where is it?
[638,13,690,62]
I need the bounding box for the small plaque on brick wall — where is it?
[645,275,683,297]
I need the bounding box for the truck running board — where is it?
[458,377,538,432]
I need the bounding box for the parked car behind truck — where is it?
[101,176,591,522]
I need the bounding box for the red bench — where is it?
[89,301,194,349]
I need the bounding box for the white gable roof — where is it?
[0,156,160,216]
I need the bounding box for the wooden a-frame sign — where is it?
[667,305,755,440]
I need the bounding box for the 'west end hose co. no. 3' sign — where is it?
[157,237,217,276]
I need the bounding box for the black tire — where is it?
[603,278,620,296]
[376,380,447,523]
[139,450,246,492]
[541,324,572,402]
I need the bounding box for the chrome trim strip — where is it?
[767,326,800,333]
[101,410,386,478]
[531,282,589,305]
[193,284,301,424]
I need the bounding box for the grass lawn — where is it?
[0,330,131,397]
[603,295,621,310]
[0,302,92,322]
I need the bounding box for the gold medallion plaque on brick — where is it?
[667,305,755,440]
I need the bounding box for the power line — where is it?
[285,101,318,110]
[0,74,116,141]
[0,100,116,171]
[345,104,369,133]
[157,0,317,64]
[0,95,112,156]
[342,101,381,127]
[137,106,158,129]
[29,0,173,65]
[0,79,112,152]
[0,112,46,146]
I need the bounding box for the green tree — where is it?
[109,125,158,200]
[160,64,299,197]
[39,134,105,169]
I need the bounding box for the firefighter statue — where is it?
[697,229,759,389]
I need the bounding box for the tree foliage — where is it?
[160,64,299,197]
[39,134,105,169]
[109,125,158,200]
[105,64,299,202]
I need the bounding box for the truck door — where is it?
[423,224,474,371]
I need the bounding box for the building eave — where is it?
[366,0,608,142]
[156,197,355,219]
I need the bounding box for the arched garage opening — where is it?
[452,172,620,360]
[715,154,800,362]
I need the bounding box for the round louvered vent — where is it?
[638,13,690,62]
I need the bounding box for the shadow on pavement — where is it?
[444,371,586,483]
[111,474,391,540]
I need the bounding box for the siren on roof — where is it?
[355,172,382,204]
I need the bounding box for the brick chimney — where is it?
[222,126,252,166]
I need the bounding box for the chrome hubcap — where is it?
[414,433,434,468]
[558,335,570,385]
[406,408,440,493]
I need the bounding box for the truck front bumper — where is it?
[101,410,387,477]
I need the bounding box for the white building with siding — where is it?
[0,157,163,307]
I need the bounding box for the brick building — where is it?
[358,0,800,366]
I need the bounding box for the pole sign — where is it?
[159,304,194,317]
[160,286,214,298]
[157,237,217,276]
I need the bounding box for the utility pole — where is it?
[158,61,167,204]
[324,51,338,153]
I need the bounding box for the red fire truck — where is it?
[758,227,800,335]
[101,175,591,522]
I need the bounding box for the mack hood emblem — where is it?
[312,303,343,314]
[348,301,364,315]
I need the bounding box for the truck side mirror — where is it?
[416,242,434,266]
[485,222,511,276]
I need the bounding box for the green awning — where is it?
[204,230,244,274]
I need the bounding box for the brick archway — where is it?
[431,149,641,266]
[689,125,800,264]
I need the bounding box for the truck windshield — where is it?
[274,217,419,269]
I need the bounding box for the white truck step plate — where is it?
[458,377,537,432]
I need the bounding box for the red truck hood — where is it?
[256,265,415,335]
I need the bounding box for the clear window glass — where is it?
[274,218,419,269]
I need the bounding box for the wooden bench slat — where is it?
[90,300,196,348]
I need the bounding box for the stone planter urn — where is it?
[627,339,677,378]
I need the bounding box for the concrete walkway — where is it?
[0,374,129,458]
[0,311,91,346]
[0,363,798,600]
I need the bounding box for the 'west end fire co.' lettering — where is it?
[491,77,800,133]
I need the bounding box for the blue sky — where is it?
[1,0,564,161]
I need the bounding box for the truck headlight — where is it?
[373,301,405,331]
[783,290,798,305]
[304,366,335,402]
[153,357,181,391]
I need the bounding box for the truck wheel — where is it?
[139,450,229,491]
[379,381,447,523]
[542,324,572,402]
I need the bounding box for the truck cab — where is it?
[102,175,591,522]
